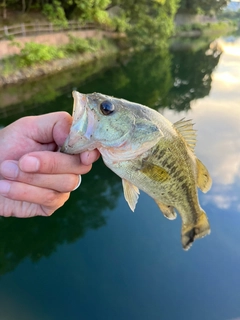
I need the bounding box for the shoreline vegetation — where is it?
[0,32,123,86]
[0,20,236,88]
[0,0,237,88]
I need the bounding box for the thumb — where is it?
[28,112,73,147]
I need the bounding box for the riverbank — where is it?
[0,28,126,87]
[0,44,118,87]
[0,19,236,88]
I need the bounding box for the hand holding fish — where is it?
[0,112,99,217]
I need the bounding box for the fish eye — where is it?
[100,100,115,116]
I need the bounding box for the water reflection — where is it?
[0,37,222,125]
[0,54,118,120]
[0,159,121,275]
[160,41,222,110]
[0,36,239,280]
[161,36,240,214]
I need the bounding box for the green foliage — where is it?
[119,0,180,48]
[64,34,113,54]
[88,37,111,50]
[17,42,65,67]
[64,35,94,53]
[64,0,111,24]
[111,14,130,32]
[42,0,68,26]
[2,0,182,49]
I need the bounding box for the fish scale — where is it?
[61,91,212,250]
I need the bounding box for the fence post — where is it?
[4,26,8,37]
[21,23,26,36]
[49,23,53,33]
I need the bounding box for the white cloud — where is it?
[161,38,240,188]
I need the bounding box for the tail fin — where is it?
[181,209,210,251]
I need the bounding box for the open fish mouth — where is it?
[61,91,97,154]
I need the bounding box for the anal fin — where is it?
[155,200,177,220]
[122,179,140,212]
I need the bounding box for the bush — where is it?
[18,42,65,67]
[64,35,111,54]
[64,35,94,54]
[111,15,130,33]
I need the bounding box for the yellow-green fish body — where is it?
[61,91,212,250]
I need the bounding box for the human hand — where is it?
[0,112,100,217]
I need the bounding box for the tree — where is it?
[112,0,180,48]
[67,0,111,24]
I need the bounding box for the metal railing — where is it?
[0,21,112,40]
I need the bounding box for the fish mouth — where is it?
[61,91,96,154]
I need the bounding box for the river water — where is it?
[0,35,240,320]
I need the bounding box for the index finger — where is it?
[19,151,94,175]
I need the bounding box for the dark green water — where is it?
[0,36,240,320]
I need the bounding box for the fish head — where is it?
[61,91,163,160]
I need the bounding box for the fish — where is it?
[61,91,212,250]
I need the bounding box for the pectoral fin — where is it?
[196,158,212,193]
[155,200,177,220]
[122,179,140,212]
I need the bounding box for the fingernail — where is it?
[0,181,11,195]
[20,156,40,172]
[0,161,19,179]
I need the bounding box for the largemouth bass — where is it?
[61,91,212,250]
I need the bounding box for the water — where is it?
[0,36,240,320]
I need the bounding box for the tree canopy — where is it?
[0,0,229,47]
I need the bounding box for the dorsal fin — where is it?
[173,118,197,152]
